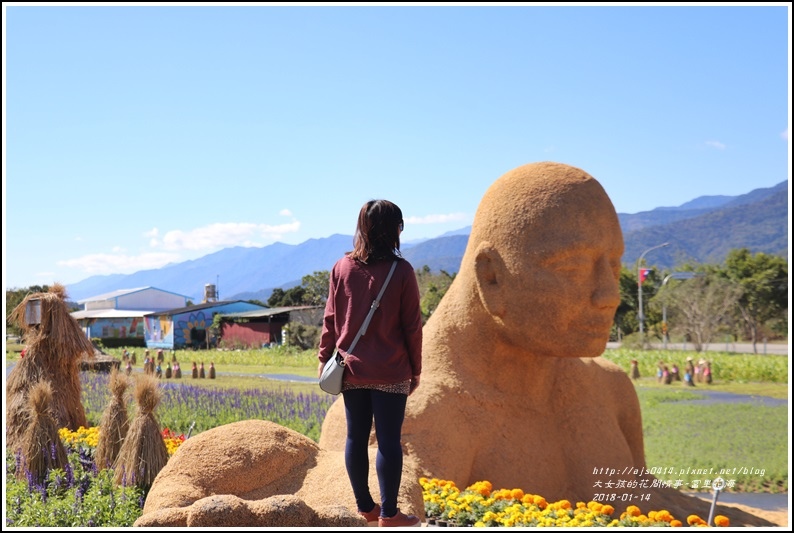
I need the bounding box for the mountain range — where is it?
[65,180,789,303]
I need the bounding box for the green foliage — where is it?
[602,348,789,384]
[713,249,788,345]
[6,454,145,527]
[267,271,330,308]
[283,323,321,351]
[415,265,455,323]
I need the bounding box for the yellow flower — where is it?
[626,505,642,517]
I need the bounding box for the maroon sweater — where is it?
[318,255,422,386]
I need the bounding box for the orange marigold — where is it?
[713,515,730,527]
[626,505,642,517]
[601,504,615,516]
[687,514,707,526]
[670,519,683,527]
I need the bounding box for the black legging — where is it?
[342,388,407,518]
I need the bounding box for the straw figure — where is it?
[165,362,172,379]
[173,361,182,379]
[94,369,132,470]
[113,374,169,490]
[125,360,133,376]
[130,351,137,365]
[199,362,206,379]
[6,284,95,454]
[209,362,216,379]
[191,362,198,379]
[16,380,69,485]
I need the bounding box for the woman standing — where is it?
[318,199,423,527]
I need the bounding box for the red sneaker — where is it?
[378,510,421,527]
[359,503,381,526]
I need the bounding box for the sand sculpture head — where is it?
[460,161,623,359]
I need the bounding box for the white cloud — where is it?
[279,209,293,216]
[58,252,182,275]
[706,140,726,150]
[55,219,302,278]
[155,221,301,251]
[405,213,468,225]
[781,128,789,141]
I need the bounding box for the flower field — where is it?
[420,478,730,527]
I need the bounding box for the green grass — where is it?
[637,387,788,493]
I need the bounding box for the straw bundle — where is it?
[94,369,131,470]
[6,284,94,453]
[16,380,69,484]
[112,374,169,489]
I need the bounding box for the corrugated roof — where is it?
[146,300,267,317]
[71,309,154,320]
[222,305,322,318]
[77,287,150,303]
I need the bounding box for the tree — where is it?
[712,249,788,352]
[652,274,742,352]
[414,267,455,324]
[300,271,330,307]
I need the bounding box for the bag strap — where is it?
[346,260,398,355]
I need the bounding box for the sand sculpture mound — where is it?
[135,419,423,527]
[137,162,775,527]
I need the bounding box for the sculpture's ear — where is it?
[474,241,507,318]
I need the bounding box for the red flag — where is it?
[639,268,652,284]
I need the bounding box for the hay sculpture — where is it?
[113,374,169,490]
[94,369,131,470]
[6,284,95,454]
[16,380,69,485]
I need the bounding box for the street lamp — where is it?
[661,271,697,349]
[637,242,669,338]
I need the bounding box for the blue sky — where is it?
[3,3,790,290]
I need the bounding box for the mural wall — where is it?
[85,317,144,339]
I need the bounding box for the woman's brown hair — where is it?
[349,199,403,263]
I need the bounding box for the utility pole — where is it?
[637,243,669,341]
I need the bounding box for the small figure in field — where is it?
[662,365,672,385]
[209,362,216,379]
[704,360,713,384]
[157,349,165,364]
[192,362,198,379]
[173,361,182,379]
[199,362,206,379]
[656,361,665,383]
[670,363,681,382]
[155,363,162,379]
[630,359,640,381]
[683,357,696,387]
[165,362,172,379]
[125,360,133,376]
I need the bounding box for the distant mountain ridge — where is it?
[65,181,788,302]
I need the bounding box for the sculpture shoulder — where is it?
[577,356,637,393]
